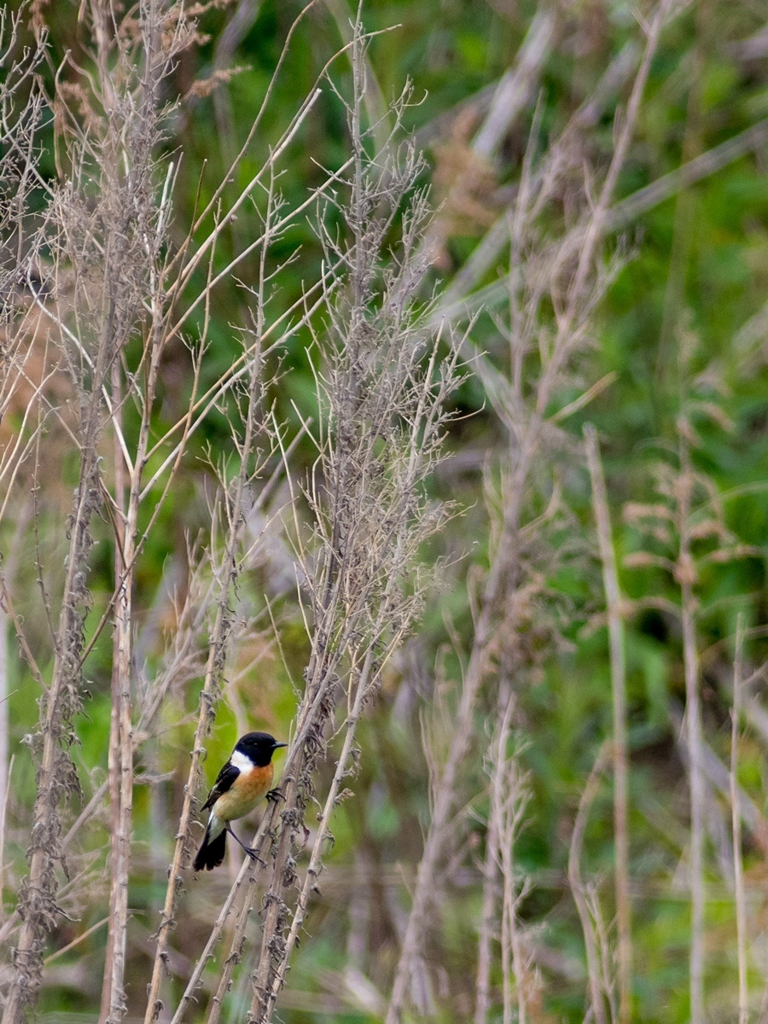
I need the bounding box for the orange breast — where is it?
[212,763,273,824]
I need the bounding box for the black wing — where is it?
[201,760,240,812]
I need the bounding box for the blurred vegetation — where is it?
[4,0,768,1022]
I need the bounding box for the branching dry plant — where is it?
[240,33,461,1024]
[0,6,49,518]
[0,8,50,893]
[1,2,460,1021]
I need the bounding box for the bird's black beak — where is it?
[273,741,287,749]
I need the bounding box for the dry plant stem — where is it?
[732,614,748,1024]
[474,840,496,1024]
[0,754,13,918]
[0,17,48,979]
[167,813,276,1024]
[203,790,289,1024]
[2,352,106,1024]
[0,604,7,883]
[106,439,137,1024]
[261,600,415,1018]
[3,80,129,996]
[498,713,515,1024]
[493,696,529,1024]
[677,439,705,1024]
[584,424,631,1024]
[683,578,704,1024]
[568,742,610,1024]
[474,685,510,1024]
[101,363,127,1023]
[324,0,390,153]
[99,6,172,1011]
[386,551,512,1024]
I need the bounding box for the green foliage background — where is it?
[4,0,768,1021]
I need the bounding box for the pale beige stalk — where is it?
[584,423,632,1024]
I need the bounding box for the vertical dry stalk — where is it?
[100,362,126,1023]
[494,700,531,1024]
[386,6,672,1021]
[474,803,497,1024]
[584,423,631,1024]
[475,685,508,1024]
[3,321,100,1024]
[475,685,532,1024]
[0,605,6,878]
[568,742,611,1024]
[677,437,705,1024]
[258,647,386,1018]
[0,9,49,862]
[732,613,748,1024]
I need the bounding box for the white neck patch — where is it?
[231,749,255,773]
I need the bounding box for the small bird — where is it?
[193,731,287,871]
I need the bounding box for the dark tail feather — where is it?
[193,827,227,871]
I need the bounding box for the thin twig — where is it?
[732,614,748,1024]
[678,454,705,1024]
[584,424,631,1024]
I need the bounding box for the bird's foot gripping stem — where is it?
[227,827,265,865]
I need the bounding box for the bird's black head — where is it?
[235,731,287,767]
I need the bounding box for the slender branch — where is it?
[732,614,748,1024]
[584,424,632,1024]
[678,438,705,1024]
[474,685,509,1024]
